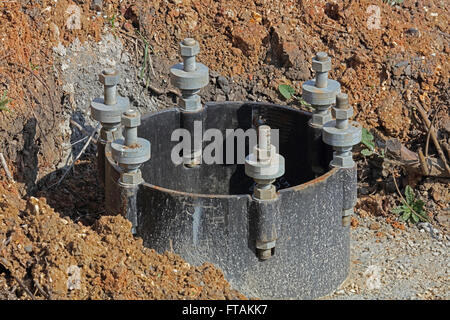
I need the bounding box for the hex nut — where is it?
[254,184,277,200]
[312,57,331,72]
[179,95,201,111]
[99,71,120,86]
[180,41,200,57]
[256,240,276,250]
[311,111,332,126]
[332,106,353,120]
[121,112,141,127]
[331,153,354,168]
[100,127,121,142]
[121,170,143,184]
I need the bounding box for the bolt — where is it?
[342,216,352,227]
[335,93,350,129]
[181,38,199,72]
[313,52,330,88]
[121,109,140,147]
[257,125,271,162]
[99,68,120,105]
[183,38,196,46]
[258,248,272,260]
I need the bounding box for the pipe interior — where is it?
[138,102,333,195]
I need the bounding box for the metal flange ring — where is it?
[111,138,151,165]
[322,121,362,148]
[302,79,341,106]
[170,63,209,91]
[91,96,130,124]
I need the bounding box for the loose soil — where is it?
[0,180,244,300]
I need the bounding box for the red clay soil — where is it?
[132,0,448,140]
[0,181,245,300]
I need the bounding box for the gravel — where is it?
[52,33,161,156]
[324,215,449,300]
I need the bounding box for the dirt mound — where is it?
[126,0,448,139]
[0,182,244,300]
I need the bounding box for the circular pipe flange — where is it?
[91,96,130,124]
[111,137,151,165]
[170,63,209,91]
[302,79,341,106]
[322,121,362,148]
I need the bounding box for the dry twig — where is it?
[0,152,14,182]
[70,119,98,144]
[47,123,100,189]
[415,101,450,175]
[0,259,36,300]
[425,105,441,158]
[417,148,429,176]
[33,279,51,300]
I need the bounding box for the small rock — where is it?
[217,76,230,94]
[123,22,133,33]
[24,245,33,253]
[217,76,229,89]
[53,42,67,57]
[90,0,103,11]
[417,222,432,232]
[369,222,381,230]
[209,70,220,78]
[364,265,382,290]
[405,28,420,37]
[231,23,267,57]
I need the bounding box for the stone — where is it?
[217,76,230,94]
[369,222,381,230]
[231,23,267,58]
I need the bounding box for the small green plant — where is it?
[361,128,375,156]
[278,84,296,100]
[278,84,311,108]
[29,62,39,70]
[391,185,428,223]
[109,14,116,29]
[360,128,385,158]
[0,90,11,112]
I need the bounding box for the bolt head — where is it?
[312,56,332,72]
[121,170,143,185]
[121,110,141,127]
[99,69,120,86]
[332,106,353,120]
[180,40,200,57]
